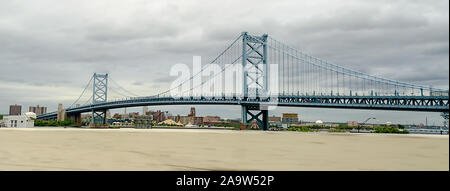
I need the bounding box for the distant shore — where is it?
[0,127,448,170]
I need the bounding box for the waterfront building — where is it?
[173,108,206,125]
[282,113,299,124]
[203,116,220,123]
[347,121,359,127]
[178,116,203,125]
[151,110,167,123]
[110,122,133,128]
[269,121,282,128]
[2,113,34,128]
[115,112,139,119]
[134,115,153,129]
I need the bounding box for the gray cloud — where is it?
[0,0,448,124]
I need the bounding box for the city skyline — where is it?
[0,0,448,125]
[106,105,445,126]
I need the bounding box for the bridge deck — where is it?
[37,95,449,120]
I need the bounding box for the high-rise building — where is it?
[57,103,66,121]
[9,104,22,115]
[143,106,148,116]
[29,105,47,115]
[188,107,196,117]
[151,110,167,123]
[106,110,111,118]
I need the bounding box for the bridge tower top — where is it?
[241,32,269,98]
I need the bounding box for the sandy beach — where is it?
[0,128,448,170]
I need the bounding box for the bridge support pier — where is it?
[90,109,107,127]
[56,103,66,122]
[241,105,269,130]
[67,113,82,127]
[241,105,247,124]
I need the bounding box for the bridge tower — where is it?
[241,32,270,130]
[91,73,108,126]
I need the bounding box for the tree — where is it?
[441,112,449,120]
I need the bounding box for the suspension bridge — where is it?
[37,32,449,130]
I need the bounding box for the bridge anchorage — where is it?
[36,32,449,130]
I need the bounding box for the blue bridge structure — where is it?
[37,32,449,130]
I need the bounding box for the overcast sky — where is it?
[0,0,448,124]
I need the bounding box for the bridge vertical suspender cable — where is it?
[109,77,141,97]
[155,33,243,98]
[68,75,94,109]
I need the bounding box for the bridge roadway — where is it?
[37,95,449,120]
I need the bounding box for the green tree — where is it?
[33,119,74,127]
[374,126,409,134]
[397,124,405,129]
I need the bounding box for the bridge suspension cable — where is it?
[263,36,449,97]
[154,33,244,98]
[267,36,448,95]
[157,32,449,99]
[81,95,93,106]
[67,75,94,109]
[109,77,141,97]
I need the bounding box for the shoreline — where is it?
[0,127,448,138]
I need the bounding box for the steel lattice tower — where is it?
[91,73,108,125]
[241,32,270,130]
